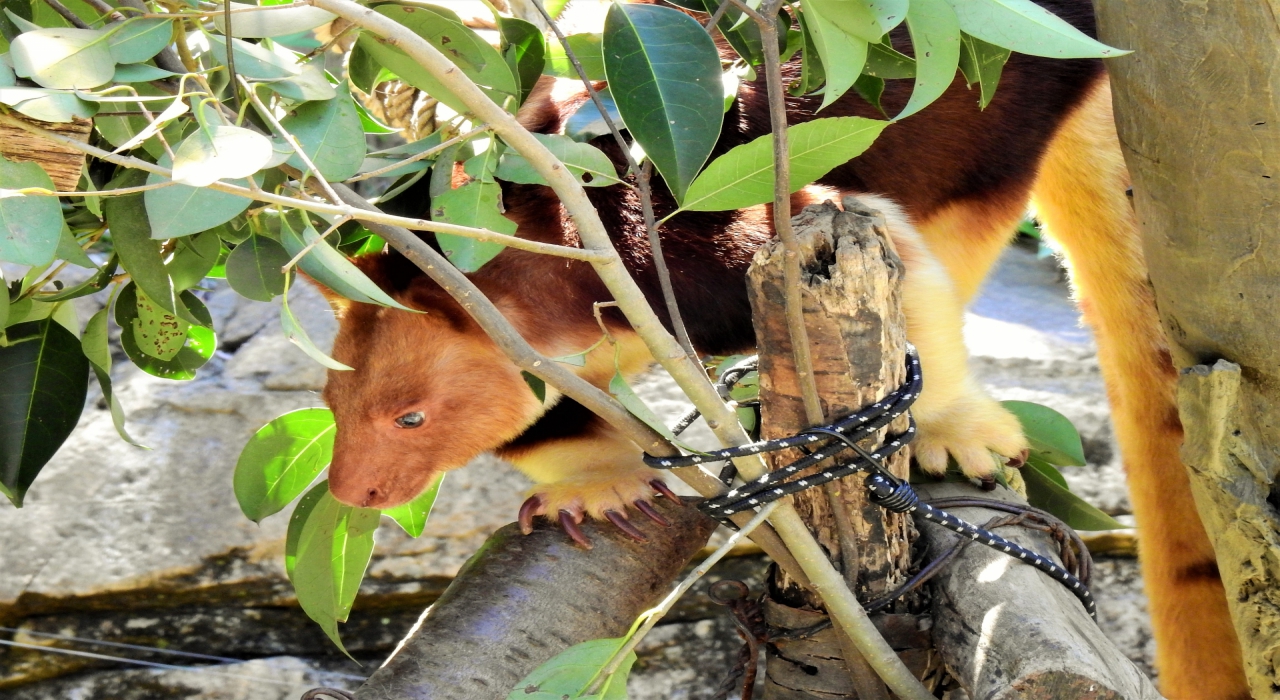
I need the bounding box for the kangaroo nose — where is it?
[360,487,385,508]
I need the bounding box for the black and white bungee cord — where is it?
[643,346,1097,620]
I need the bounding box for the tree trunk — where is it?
[1093,4,1280,695]
[747,198,919,698]
[0,115,91,191]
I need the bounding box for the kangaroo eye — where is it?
[395,412,425,429]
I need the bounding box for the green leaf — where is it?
[1023,459,1123,531]
[235,407,335,523]
[497,16,544,106]
[495,134,622,188]
[285,480,326,578]
[507,637,636,700]
[521,371,546,403]
[144,159,255,240]
[289,480,380,657]
[701,0,786,67]
[610,371,674,440]
[382,474,443,538]
[0,272,8,330]
[957,33,1009,109]
[112,62,177,83]
[0,156,62,266]
[82,306,139,446]
[265,63,338,102]
[430,181,516,272]
[171,124,273,188]
[132,285,189,360]
[34,255,117,303]
[0,86,98,122]
[1001,400,1086,466]
[226,234,289,301]
[206,33,301,80]
[0,319,89,506]
[862,40,915,78]
[106,18,172,64]
[280,83,366,182]
[278,215,414,310]
[896,0,960,120]
[603,4,722,204]
[356,4,518,114]
[103,170,201,326]
[682,116,887,212]
[9,27,114,89]
[358,130,446,180]
[212,2,336,38]
[543,33,605,81]
[564,87,621,143]
[114,282,216,379]
[948,0,1129,59]
[281,273,352,371]
[166,230,222,291]
[808,0,905,43]
[802,6,867,110]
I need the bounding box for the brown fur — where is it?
[319,3,1247,694]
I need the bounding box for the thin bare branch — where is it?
[240,77,341,204]
[79,0,123,22]
[347,125,491,182]
[41,0,90,28]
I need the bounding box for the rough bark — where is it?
[1094,3,1280,694]
[0,115,91,191]
[747,198,915,699]
[915,482,1164,700]
[353,498,717,700]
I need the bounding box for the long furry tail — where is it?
[1031,79,1248,699]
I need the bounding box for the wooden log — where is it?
[353,497,717,700]
[747,197,916,698]
[0,115,91,191]
[915,481,1164,699]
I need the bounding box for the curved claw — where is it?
[605,509,648,542]
[519,495,542,535]
[559,510,593,549]
[1006,449,1030,469]
[650,479,682,505]
[634,499,670,527]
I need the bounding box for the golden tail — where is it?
[1031,79,1248,699]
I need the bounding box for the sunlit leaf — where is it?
[1001,400,1086,466]
[226,234,289,301]
[802,6,867,110]
[0,86,97,122]
[543,33,605,81]
[82,306,140,446]
[106,18,172,64]
[114,282,216,379]
[212,2,336,38]
[0,319,89,507]
[957,33,1010,109]
[603,3,722,203]
[278,215,414,310]
[949,0,1128,59]
[506,637,636,700]
[356,4,518,114]
[264,62,337,102]
[804,0,905,43]
[145,155,255,240]
[896,0,960,120]
[171,124,273,188]
[862,40,915,78]
[1023,459,1123,531]
[10,27,114,89]
[430,181,516,272]
[281,283,351,370]
[235,407,335,523]
[289,480,380,656]
[0,156,62,266]
[681,116,887,212]
[112,62,178,83]
[206,33,302,80]
[132,285,189,360]
[280,83,366,181]
[497,16,544,106]
[495,133,622,188]
[383,474,443,538]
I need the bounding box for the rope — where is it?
[646,345,1097,620]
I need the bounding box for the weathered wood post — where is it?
[748,197,922,698]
